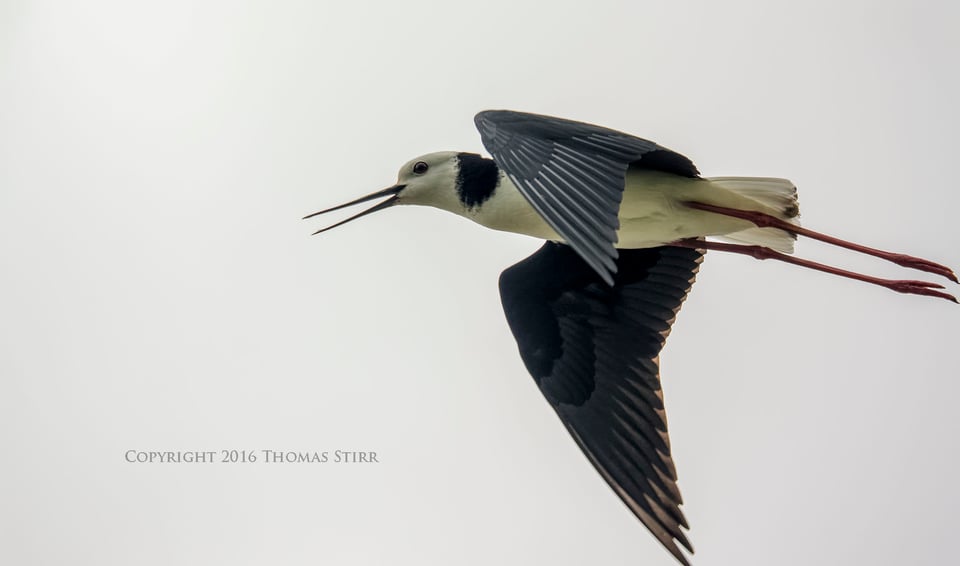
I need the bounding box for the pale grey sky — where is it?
[1,1,958,565]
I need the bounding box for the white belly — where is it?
[615,170,757,248]
[469,170,761,249]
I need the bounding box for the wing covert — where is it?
[476,110,699,285]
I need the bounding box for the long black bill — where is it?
[303,184,405,235]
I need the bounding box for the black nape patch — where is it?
[456,153,499,208]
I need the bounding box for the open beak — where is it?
[303,184,405,235]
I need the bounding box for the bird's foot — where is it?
[882,254,958,284]
[885,279,958,303]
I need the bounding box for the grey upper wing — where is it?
[499,242,704,566]
[476,110,699,285]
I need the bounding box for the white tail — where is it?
[707,176,800,253]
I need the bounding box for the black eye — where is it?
[412,161,429,175]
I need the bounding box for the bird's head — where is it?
[304,151,500,233]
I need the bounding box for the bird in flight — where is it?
[305,110,956,565]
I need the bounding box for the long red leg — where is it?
[684,201,958,284]
[670,239,958,303]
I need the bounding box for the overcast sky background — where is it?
[2,1,958,565]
